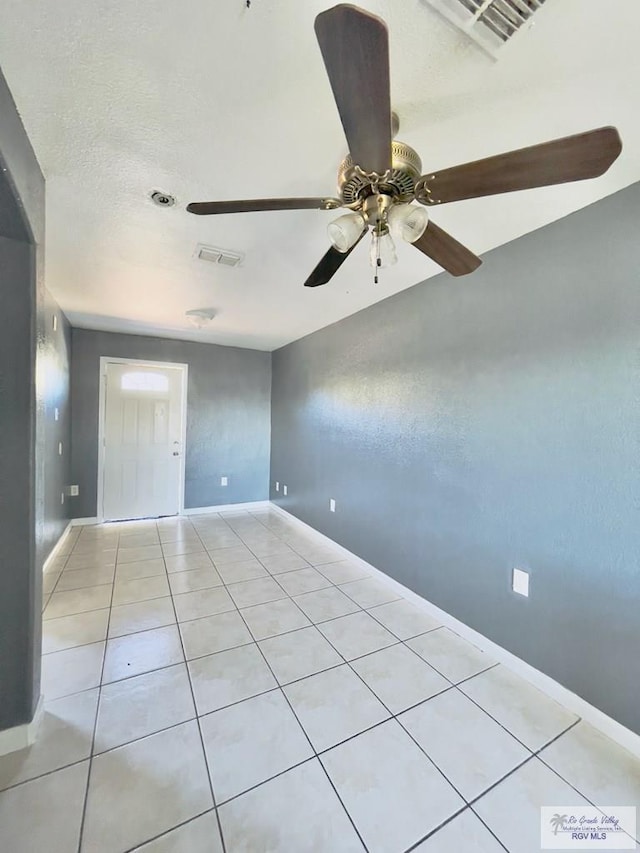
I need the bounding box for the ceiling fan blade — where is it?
[304,232,366,288]
[187,198,341,215]
[413,222,482,277]
[315,4,392,175]
[417,127,622,205]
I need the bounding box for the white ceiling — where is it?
[1,0,639,351]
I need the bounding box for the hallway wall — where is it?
[271,183,640,735]
[71,329,271,517]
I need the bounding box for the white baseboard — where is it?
[42,522,73,572]
[268,503,640,759]
[0,694,44,757]
[184,500,271,516]
[70,517,99,527]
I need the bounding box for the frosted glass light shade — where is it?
[327,212,366,253]
[387,203,429,243]
[369,230,397,268]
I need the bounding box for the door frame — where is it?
[97,356,189,522]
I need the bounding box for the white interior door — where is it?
[102,361,186,521]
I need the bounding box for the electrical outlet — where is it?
[221,476,228,487]
[283,485,288,496]
[54,407,59,421]
[275,481,280,492]
[329,498,336,512]
[512,568,530,597]
[58,441,63,456]
[69,485,79,497]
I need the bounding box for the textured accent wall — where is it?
[0,66,44,730]
[271,183,640,735]
[70,329,271,517]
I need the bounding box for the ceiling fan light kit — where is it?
[187,3,622,289]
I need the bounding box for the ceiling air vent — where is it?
[425,0,548,57]
[194,243,244,268]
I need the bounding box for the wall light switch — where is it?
[221,476,228,487]
[275,481,280,492]
[60,492,65,505]
[283,485,288,496]
[512,568,530,597]
[329,498,336,513]
[53,315,58,332]
[54,408,59,421]
[69,485,79,497]
[58,441,63,456]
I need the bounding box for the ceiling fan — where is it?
[187,3,622,287]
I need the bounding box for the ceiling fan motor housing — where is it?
[337,140,423,207]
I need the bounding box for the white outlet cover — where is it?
[283,485,288,496]
[330,499,336,512]
[512,568,530,597]
[275,481,280,492]
[221,476,228,486]
[69,485,79,496]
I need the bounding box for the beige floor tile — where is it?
[180,610,253,660]
[473,758,590,853]
[208,545,255,566]
[168,567,223,595]
[43,584,112,620]
[322,720,464,853]
[42,608,110,654]
[367,599,442,640]
[188,645,277,715]
[95,663,195,753]
[41,641,105,699]
[240,598,311,640]
[114,558,167,581]
[218,759,365,852]
[0,761,89,853]
[318,611,398,660]
[133,811,223,852]
[0,690,98,790]
[259,626,343,684]
[112,575,170,607]
[82,721,212,853]
[227,576,288,608]
[64,550,117,571]
[118,532,160,549]
[215,559,268,584]
[259,552,312,574]
[407,628,495,683]
[165,551,214,573]
[275,567,333,596]
[352,644,451,714]
[102,625,184,683]
[56,566,115,591]
[173,586,235,622]
[316,560,370,585]
[200,690,313,802]
[284,665,389,752]
[339,578,401,609]
[160,539,204,557]
[412,809,505,852]
[400,689,531,800]
[117,544,163,564]
[460,666,579,751]
[294,587,360,623]
[108,597,176,638]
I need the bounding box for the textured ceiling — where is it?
[1,0,639,350]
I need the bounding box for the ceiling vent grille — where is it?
[425,0,547,56]
[195,244,244,268]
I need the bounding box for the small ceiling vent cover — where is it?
[195,243,244,268]
[425,0,548,56]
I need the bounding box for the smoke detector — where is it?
[185,308,216,328]
[194,243,244,268]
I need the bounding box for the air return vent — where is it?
[195,243,244,268]
[425,0,547,56]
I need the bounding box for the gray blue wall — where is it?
[0,67,42,730]
[71,329,271,517]
[271,183,640,735]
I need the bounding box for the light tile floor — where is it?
[1,508,639,852]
